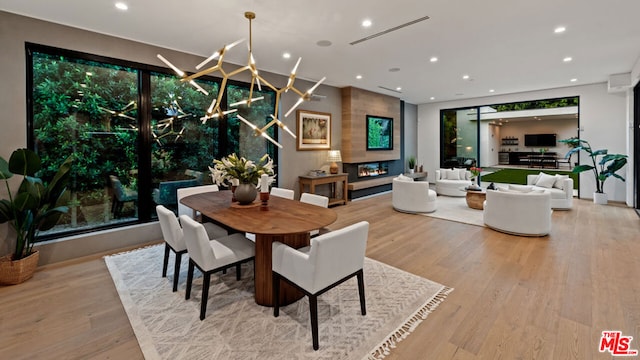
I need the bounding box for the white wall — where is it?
[404,102,418,166]
[418,83,631,203]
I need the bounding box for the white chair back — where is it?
[270,187,294,200]
[308,221,369,292]
[180,215,217,270]
[300,193,329,208]
[177,185,219,218]
[156,205,186,251]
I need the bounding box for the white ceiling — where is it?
[1,0,640,105]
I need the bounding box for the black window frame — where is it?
[26,42,278,240]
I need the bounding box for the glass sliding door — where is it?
[441,107,479,168]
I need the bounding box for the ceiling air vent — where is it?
[350,15,430,45]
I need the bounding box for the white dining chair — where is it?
[270,187,295,199]
[156,205,188,292]
[299,192,330,236]
[180,215,255,320]
[177,185,228,239]
[272,221,369,350]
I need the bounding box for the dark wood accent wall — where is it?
[341,87,401,163]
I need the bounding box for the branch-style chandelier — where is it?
[157,11,325,148]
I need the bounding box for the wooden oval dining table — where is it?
[180,190,337,307]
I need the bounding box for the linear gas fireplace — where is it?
[358,161,389,178]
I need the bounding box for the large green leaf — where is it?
[0,157,13,180]
[0,199,14,223]
[8,148,41,177]
[572,164,594,173]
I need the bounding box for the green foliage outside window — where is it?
[29,47,277,239]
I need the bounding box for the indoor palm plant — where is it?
[0,148,73,284]
[559,138,628,204]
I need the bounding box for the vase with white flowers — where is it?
[209,153,275,205]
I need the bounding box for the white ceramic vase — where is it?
[593,192,608,205]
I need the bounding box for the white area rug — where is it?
[420,195,485,227]
[104,245,452,360]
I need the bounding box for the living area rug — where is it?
[104,244,452,360]
[419,195,485,227]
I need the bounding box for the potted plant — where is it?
[407,156,416,173]
[0,148,73,284]
[559,138,628,204]
[209,153,274,205]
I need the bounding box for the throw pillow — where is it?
[439,169,450,180]
[396,174,414,182]
[455,168,468,180]
[553,174,569,190]
[446,169,461,180]
[508,184,533,193]
[535,172,557,188]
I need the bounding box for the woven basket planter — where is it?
[0,251,40,285]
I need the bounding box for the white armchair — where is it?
[483,189,552,236]
[435,169,472,196]
[392,178,437,213]
[272,221,369,350]
[157,205,187,292]
[180,215,255,320]
[177,185,229,239]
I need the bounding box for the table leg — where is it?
[254,233,310,306]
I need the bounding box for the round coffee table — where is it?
[465,190,486,210]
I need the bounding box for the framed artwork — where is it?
[296,110,331,150]
[366,115,393,150]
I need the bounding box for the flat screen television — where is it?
[524,133,556,147]
[366,115,393,150]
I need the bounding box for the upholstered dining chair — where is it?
[272,221,369,350]
[180,215,255,320]
[299,192,330,236]
[270,187,295,199]
[177,185,228,239]
[109,175,138,218]
[157,205,188,292]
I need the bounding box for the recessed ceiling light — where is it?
[563,57,572,62]
[316,40,332,47]
[570,78,578,82]
[489,89,495,93]
[462,75,470,80]
[396,87,402,91]
[389,67,400,72]
[430,57,438,63]
[282,52,291,59]
[362,19,372,28]
[115,2,128,10]
[554,26,566,34]
[430,96,435,100]
[356,75,362,80]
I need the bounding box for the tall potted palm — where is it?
[0,149,73,284]
[559,138,628,204]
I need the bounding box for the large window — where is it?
[440,97,579,168]
[28,44,277,240]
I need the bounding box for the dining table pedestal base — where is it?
[254,233,309,307]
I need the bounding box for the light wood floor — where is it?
[1,194,639,359]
